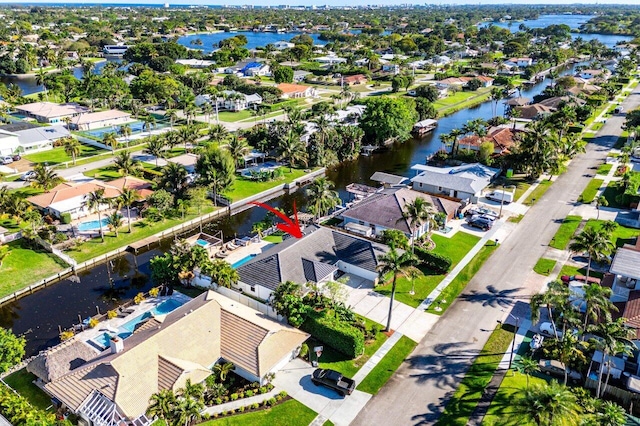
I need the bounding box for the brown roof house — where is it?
[32,291,308,426]
[340,187,460,240]
[457,126,523,154]
[342,74,367,86]
[276,83,318,99]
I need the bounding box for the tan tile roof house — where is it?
[32,291,308,425]
[276,83,318,99]
[70,109,132,131]
[15,102,88,124]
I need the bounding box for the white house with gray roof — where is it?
[235,225,387,301]
[410,163,500,202]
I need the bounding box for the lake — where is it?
[178,31,322,53]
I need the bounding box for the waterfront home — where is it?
[276,83,318,99]
[456,126,522,154]
[31,291,308,426]
[235,225,386,301]
[340,187,460,240]
[195,91,262,112]
[410,163,500,203]
[514,104,555,120]
[70,110,133,131]
[15,102,88,124]
[505,57,533,67]
[0,123,70,154]
[274,40,294,50]
[241,62,270,77]
[577,69,610,80]
[436,76,493,90]
[313,54,347,65]
[175,58,215,68]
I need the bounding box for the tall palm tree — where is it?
[146,389,176,424]
[119,187,140,233]
[177,125,199,151]
[166,109,178,130]
[113,151,142,176]
[62,137,81,165]
[35,68,48,100]
[569,227,614,282]
[106,211,123,237]
[83,189,106,242]
[142,115,156,136]
[596,196,608,220]
[118,124,132,147]
[401,197,434,252]
[513,381,581,426]
[145,136,166,167]
[159,162,189,201]
[589,319,635,398]
[208,124,228,145]
[171,396,203,426]
[581,284,616,332]
[306,177,340,220]
[449,128,464,156]
[518,356,539,389]
[31,163,62,191]
[278,131,308,172]
[102,132,119,154]
[530,280,571,340]
[377,247,417,332]
[225,134,249,168]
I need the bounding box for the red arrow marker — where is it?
[250,200,303,239]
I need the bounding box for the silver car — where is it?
[538,359,583,383]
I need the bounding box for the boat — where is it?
[103,45,131,55]
[412,119,438,136]
[530,333,544,350]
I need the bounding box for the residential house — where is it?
[293,70,311,82]
[342,74,367,86]
[108,176,154,199]
[30,291,308,426]
[0,129,20,156]
[70,110,132,131]
[609,239,640,304]
[313,54,347,65]
[241,62,270,77]
[0,123,71,154]
[277,83,318,99]
[341,187,460,239]
[514,104,555,120]
[175,59,215,68]
[411,163,501,202]
[274,40,294,50]
[167,153,199,173]
[235,225,387,301]
[430,55,452,67]
[578,69,609,80]
[195,91,262,112]
[15,102,88,124]
[436,76,494,90]
[382,64,400,75]
[505,57,533,67]
[456,126,522,154]
[353,58,369,67]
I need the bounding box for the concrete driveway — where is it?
[273,358,372,426]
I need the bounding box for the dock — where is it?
[412,119,438,136]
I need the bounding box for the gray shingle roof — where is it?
[237,226,383,290]
[610,247,640,280]
[370,172,407,185]
[15,125,70,145]
[410,163,499,195]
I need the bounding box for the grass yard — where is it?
[24,144,108,165]
[596,163,613,175]
[224,168,312,202]
[523,180,553,205]
[549,215,582,250]
[584,219,639,248]
[482,372,549,425]
[262,234,283,244]
[508,214,524,223]
[200,399,317,426]
[4,369,54,412]
[356,335,417,394]
[316,316,388,378]
[533,258,556,276]
[376,232,480,308]
[579,178,603,204]
[0,240,68,299]
[490,175,532,201]
[426,242,497,315]
[82,166,123,181]
[434,89,492,116]
[559,264,604,279]
[437,325,514,426]
[217,110,254,122]
[601,179,637,209]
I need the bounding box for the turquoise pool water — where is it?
[196,239,209,247]
[231,254,257,269]
[89,299,186,350]
[81,120,169,140]
[78,218,109,231]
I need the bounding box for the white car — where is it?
[2,156,13,165]
[21,171,36,181]
[539,322,578,339]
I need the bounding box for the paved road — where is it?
[353,85,640,426]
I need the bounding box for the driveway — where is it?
[352,83,640,426]
[273,358,371,426]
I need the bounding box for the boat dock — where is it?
[412,119,438,136]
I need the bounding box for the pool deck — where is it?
[222,240,273,265]
[78,292,192,353]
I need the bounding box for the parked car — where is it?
[2,156,13,165]
[467,216,493,231]
[485,190,514,204]
[12,154,21,161]
[20,171,36,181]
[311,369,356,396]
[466,207,498,219]
[539,322,578,339]
[538,359,583,383]
[466,214,496,223]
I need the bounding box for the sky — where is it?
[3,0,640,5]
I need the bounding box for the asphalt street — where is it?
[352,85,640,425]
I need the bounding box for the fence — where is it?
[585,377,640,406]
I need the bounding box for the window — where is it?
[250,286,255,292]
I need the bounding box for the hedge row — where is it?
[301,310,364,358]
[415,247,452,274]
[0,385,66,426]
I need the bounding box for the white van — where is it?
[485,190,514,204]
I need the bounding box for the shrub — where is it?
[61,212,72,224]
[239,406,245,412]
[107,310,117,319]
[88,318,99,328]
[134,292,145,304]
[252,403,259,409]
[238,391,244,398]
[298,343,309,360]
[263,400,269,407]
[149,287,160,297]
[276,395,282,402]
[245,390,254,397]
[415,247,452,273]
[230,393,238,401]
[266,383,274,391]
[279,391,287,398]
[60,330,75,341]
[268,397,277,406]
[215,398,222,405]
[259,386,267,394]
[300,310,365,358]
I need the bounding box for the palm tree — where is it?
[106,211,123,237]
[530,280,570,340]
[376,247,417,332]
[208,124,228,145]
[62,137,81,165]
[159,162,189,201]
[113,151,142,176]
[278,131,308,172]
[513,381,581,426]
[177,125,199,151]
[31,163,62,191]
[518,356,539,389]
[589,319,635,398]
[166,109,178,130]
[119,187,140,233]
[595,195,608,219]
[569,227,614,282]
[102,132,119,154]
[171,396,203,426]
[581,283,616,332]
[35,68,48,100]
[142,115,156,136]
[213,362,234,382]
[449,128,464,156]
[225,134,249,168]
[306,177,341,220]
[180,378,204,402]
[118,124,132,147]
[147,390,176,425]
[83,189,106,242]
[145,136,166,167]
[596,401,626,425]
[401,197,434,252]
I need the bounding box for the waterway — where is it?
[178,31,322,53]
[1,20,634,357]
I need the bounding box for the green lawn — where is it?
[426,242,497,315]
[0,240,68,299]
[523,180,552,206]
[437,325,514,426]
[4,369,54,411]
[596,163,613,175]
[508,214,524,223]
[224,168,313,202]
[533,258,556,276]
[200,399,317,426]
[490,175,532,201]
[559,264,604,279]
[376,232,480,308]
[317,316,388,378]
[356,335,417,394]
[217,110,254,122]
[482,372,549,425]
[602,180,631,209]
[584,219,639,248]
[434,89,492,116]
[579,179,603,204]
[549,215,582,250]
[433,90,485,108]
[24,144,108,165]
[262,234,283,244]
[82,166,123,181]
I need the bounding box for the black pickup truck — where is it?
[311,369,356,396]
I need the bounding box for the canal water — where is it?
[1,23,633,356]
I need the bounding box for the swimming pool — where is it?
[152,298,185,315]
[78,218,109,231]
[231,254,257,269]
[196,239,209,247]
[81,120,168,140]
